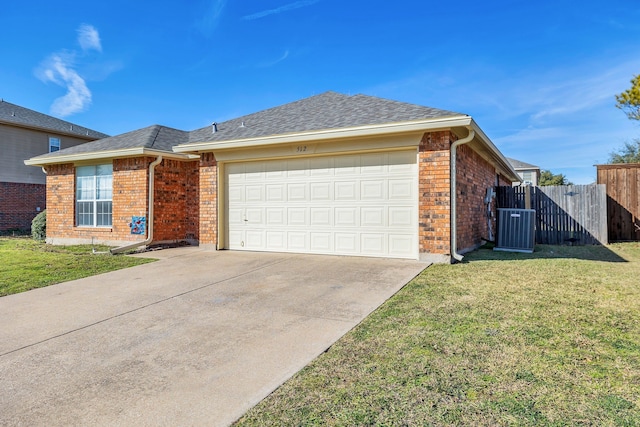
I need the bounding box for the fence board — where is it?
[496,185,608,245]
[597,164,640,241]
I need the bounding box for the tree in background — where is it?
[608,139,640,164]
[616,74,640,121]
[539,170,573,186]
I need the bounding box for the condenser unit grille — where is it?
[495,208,535,253]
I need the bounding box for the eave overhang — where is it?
[24,148,198,167]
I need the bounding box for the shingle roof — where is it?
[32,125,189,159]
[507,157,540,170]
[188,91,464,143]
[0,99,109,139]
[29,91,465,161]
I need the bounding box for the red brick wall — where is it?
[111,158,151,242]
[418,131,454,256]
[418,131,512,260]
[153,159,199,242]
[45,157,199,245]
[199,153,217,246]
[0,182,46,231]
[455,144,501,252]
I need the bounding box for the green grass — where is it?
[236,243,640,426]
[0,237,155,296]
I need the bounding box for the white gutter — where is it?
[450,129,476,263]
[25,148,197,167]
[110,155,163,254]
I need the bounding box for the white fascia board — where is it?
[173,115,473,153]
[24,148,198,167]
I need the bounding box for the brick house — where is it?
[26,92,519,262]
[0,100,108,232]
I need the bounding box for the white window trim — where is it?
[76,165,113,228]
[49,137,61,153]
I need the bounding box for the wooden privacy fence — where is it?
[496,185,608,245]
[596,164,640,242]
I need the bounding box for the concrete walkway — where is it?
[0,248,428,426]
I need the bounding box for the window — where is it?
[49,137,61,153]
[76,164,113,227]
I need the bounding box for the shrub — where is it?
[32,210,46,241]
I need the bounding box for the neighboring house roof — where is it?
[24,91,520,182]
[0,99,109,139]
[507,157,540,171]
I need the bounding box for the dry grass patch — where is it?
[236,243,640,426]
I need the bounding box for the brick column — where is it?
[199,153,217,246]
[418,131,456,257]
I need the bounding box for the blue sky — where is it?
[2,0,639,184]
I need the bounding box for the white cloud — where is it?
[243,0,319,20]
[35,23,110,117]
[77,24,102,52]
[196,0,227,36]
[37,53,91,117]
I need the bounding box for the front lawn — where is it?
[236,243,640,426]
[0,237,155,296]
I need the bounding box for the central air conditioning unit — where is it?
[494,208,535,253]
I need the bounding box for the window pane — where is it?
[75,163,112,227]
[96,164,113,176]
[96,175,112,200]
[76,176,95,200]
[76,201,94,226]
[49,137,61,153]
[77,165,96,177]
[96,201,112,226]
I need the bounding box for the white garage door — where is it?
[225,150,418,259]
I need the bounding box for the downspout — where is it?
[450,129,475,262]
[110,155,163,254]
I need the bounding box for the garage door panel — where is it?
[287,208,307,226]
[245,230,265,249]
[361,180,385,200]
[310,207,331,226]
[335,181,357,201]
[389,179,413,200]
[228,208,244,225]
[389,206,414,227]
[361,153,385,174]
[287,232,307,250]
[361,207,385,227]
[266,184,285,202]
[246,208,263,225]
[335,207,357,227]
[245,185,264,203]
[310,182,331,201]
[266,208,285,225]
[388,151,416,171]
[361,233,385,255]
[226,151,418,259]
[266,231,285,249]
[334,156,359,174]
[310,232,331,251]
[389,235,414,256]
[287,183,307,201]
[335,233,357,253]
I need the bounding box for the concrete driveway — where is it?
[0,248,428,426]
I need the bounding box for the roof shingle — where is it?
[0,100,109,139]
[29,91,465,160]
